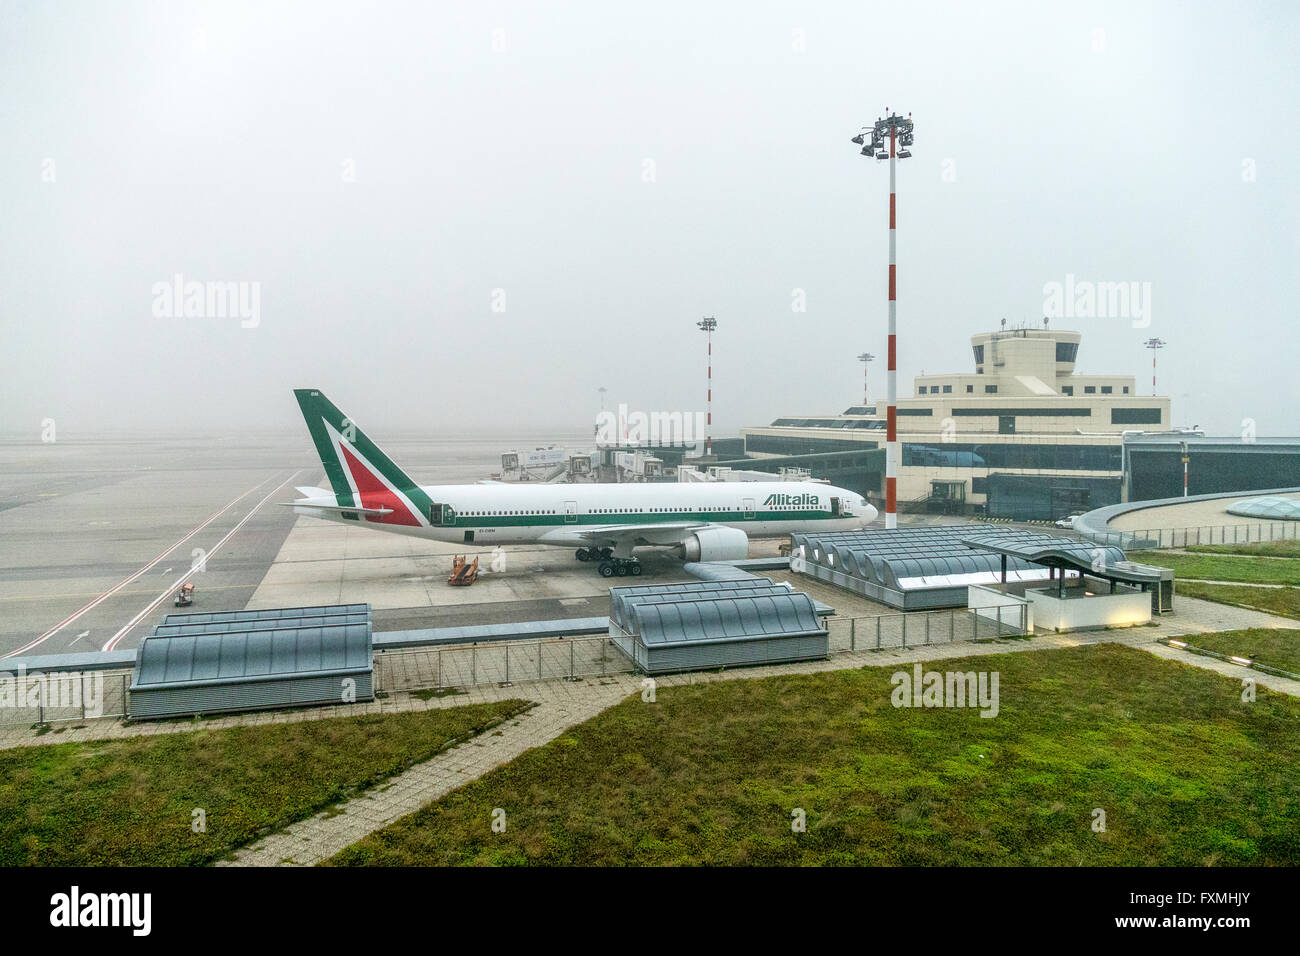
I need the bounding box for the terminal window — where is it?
[985,385,998,393]
[1111,407,1162,425]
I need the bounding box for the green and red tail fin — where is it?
[293,388,434,527]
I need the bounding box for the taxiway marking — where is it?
[102,471,302,651]
[5,474,278,659]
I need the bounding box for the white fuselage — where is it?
[292,479,875,547]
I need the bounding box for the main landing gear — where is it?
[576,547,640,577]
[598,557,641,578]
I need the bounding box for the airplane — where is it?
[287,388,878,577]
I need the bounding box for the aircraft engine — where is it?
[677,526,750,562]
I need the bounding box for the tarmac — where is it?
[0,430,593,656]
[0,430,820,656]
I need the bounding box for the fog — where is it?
[1,0,1296,439]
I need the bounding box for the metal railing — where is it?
[0,670,132,727]
[374,635,628,694]
[825,604,1028,653]
[1,605,1034,727]
[375,603,1031,694]
[1079,521,1299,550]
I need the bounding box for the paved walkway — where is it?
[4,594,1298,866]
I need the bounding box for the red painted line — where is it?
[5,474,278,659]
[101,471,301,651]
[888,264,896,300]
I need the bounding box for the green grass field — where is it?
[326,644,1300,867]
[0,700,529,866]
[1175,582,1300,620]
[1178,627,1300,675]
[1128,551,1300,586]
[1187,540,1300,558]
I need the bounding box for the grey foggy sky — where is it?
[1,0,1297,439]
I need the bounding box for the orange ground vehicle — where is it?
[448,555,480,586]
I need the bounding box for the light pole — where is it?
[852,109,914,529]
[1144,337,1166,396]
[697,317,717,456]
[857,352,875,406]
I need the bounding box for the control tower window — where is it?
[1056,342,1079,363]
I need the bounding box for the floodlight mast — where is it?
[857,352,875,405]
[697,317,718,455]
[851,109,914,529]
[1144,337,1166,396]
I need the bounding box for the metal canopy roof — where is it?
[629,593,825,648]
[160,604,370,626]
[153,611,371,636]
[132,622,372,690]
[610,579,773,624]
[960,536,1164,584]
[614,585,798,631]
[791,525,1075,591]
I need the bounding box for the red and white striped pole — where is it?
[698,316,717,456]
[852,111,912,528]
[885,123,898,529]
[1144,337,1165,397]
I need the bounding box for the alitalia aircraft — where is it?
[288,389,878,577]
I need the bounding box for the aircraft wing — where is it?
[540,522,713,549]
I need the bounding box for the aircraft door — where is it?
[830,496,841,517]
[565,500,578,523]
[743,497,755,519]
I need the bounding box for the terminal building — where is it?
[740,324,1171,520]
